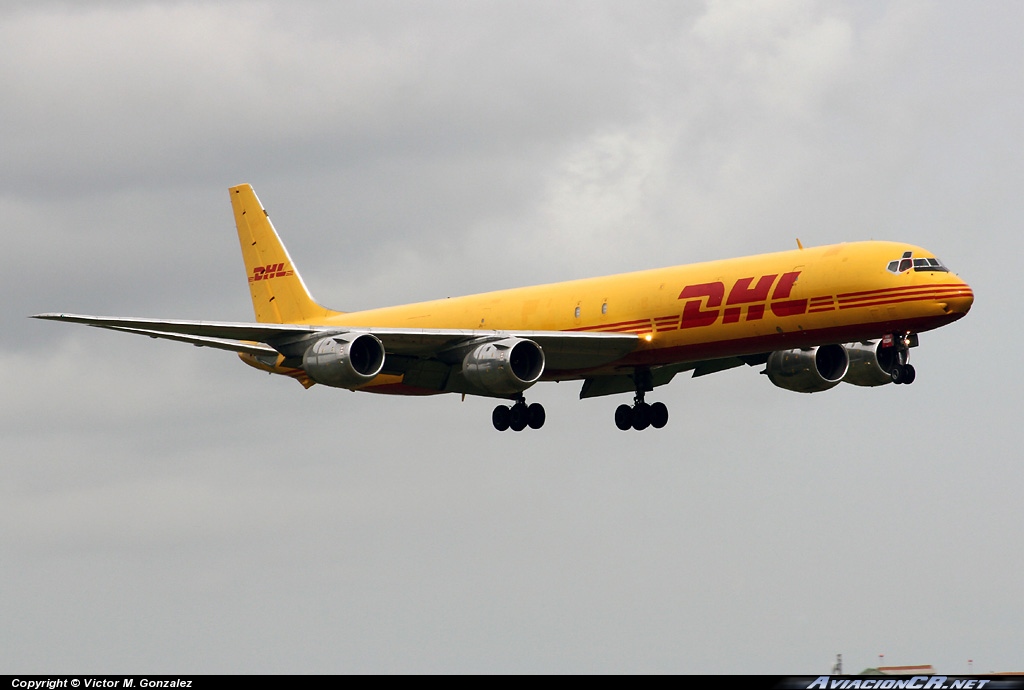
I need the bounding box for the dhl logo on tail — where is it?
[249,263,294,283]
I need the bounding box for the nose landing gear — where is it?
[889,333,917,385]
[492,398,545,431]
[891,363,916,384]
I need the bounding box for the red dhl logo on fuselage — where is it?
[570,272,808,334]
[571,274,967,335]
[678,272,805,328]
[249,263,294,282]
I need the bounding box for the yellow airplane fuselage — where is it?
[263,240,972,391]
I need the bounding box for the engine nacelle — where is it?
[843,340,899,387]
[301,334,385,388]
[766,344,849,393]
[462,337,545,396]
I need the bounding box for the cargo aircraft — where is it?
[34,184,974,431]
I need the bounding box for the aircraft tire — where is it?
[650,402,669,429]
[492,405,512,431]
[614,404,633,431]
[527,403,546,430]
[890,365,904,384]
[632,402,652,431]
[509,403,528,432]
[903,364,916,384]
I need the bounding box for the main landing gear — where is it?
[492,398,546,432]
[889,333,917,385]
[614,370,669,431]
[614,394,669,431]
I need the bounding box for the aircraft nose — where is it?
[942,278,974,316]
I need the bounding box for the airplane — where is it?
[33,184,974,432]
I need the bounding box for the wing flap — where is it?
[580,363,693,399]
[578,356,761,399]
[691,357,746,378]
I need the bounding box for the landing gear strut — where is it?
[492,397,545,432]
[614,370,669,431]
[889,333,917,385]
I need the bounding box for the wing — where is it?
[31,313,639,372]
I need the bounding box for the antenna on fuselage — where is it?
[796,238,804,250]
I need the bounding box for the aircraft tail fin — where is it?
[230,184,343,324]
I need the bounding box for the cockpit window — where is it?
[914,257,949,272]
[887,251,949,274]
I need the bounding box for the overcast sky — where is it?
[3,0,1021,674]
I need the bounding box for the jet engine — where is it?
[301,334,386,388]
[462,337,545,396]
[766,344,849,393]
[842,340,899,387]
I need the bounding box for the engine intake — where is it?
[462,337,545,396]
[766,344,849,393]
[843,340,899,387]
[302,334,385,388]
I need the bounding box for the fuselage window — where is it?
[601,302,608,315]
[575,306,581,318]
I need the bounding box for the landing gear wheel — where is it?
[891,365,904,384]
[650,402,669,429]
[902,364,916,384]
[632,402,652,431]
[614,370,671,431]
[509,403,528,432]
[614,404,633,431]
[891,364,917,385]
[495,399,544,431]
[527,403,546,430]
[492,405,511,431]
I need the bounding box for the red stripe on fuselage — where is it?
[839,289,972,311]
[542,311,967,379]
[837,283,966,300]
[569,318,649,332]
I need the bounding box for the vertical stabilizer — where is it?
[230,184,342,324]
